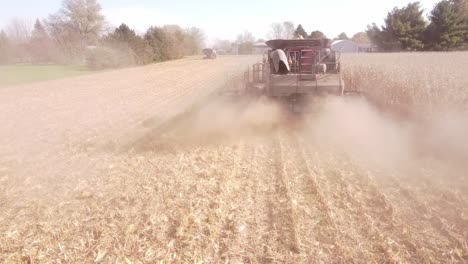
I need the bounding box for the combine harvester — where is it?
[240,38,356,112]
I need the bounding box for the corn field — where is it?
[0,54,467,263]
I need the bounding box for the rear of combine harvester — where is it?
[244,38,348,112]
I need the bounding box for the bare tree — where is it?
[4,18,33,63]
[49,0,105,47]
[269,23,284,39]
[162,25,185,59]
[185,27,205,55]
[268,21,295,39]
[47,13,83,62]
[213,39,232,52]
[237,31,255,43]
[236,31,255,55]
[0,30,11,64]
[283,21,295,39]
[5,18,33,43]
[46,0,105,62]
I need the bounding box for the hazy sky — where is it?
[1,0,440,43]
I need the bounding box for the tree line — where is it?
[0,0,204,69]
[216,23,370,56]
[2,0,466,69]
[292,24,370,43]
[368,0,468,51]
[265,22,369,43]
[232,0,468,53]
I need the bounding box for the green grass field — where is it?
[0,65,93,87]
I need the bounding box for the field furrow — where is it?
[1,54,467,263]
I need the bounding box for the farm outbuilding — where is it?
[331,40,375,53]
[231,43,240,55]
[253,42,269,54]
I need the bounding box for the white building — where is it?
[331,40,375,53]
[253,42,269,54]
[231,43,239,55]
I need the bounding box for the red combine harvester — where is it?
[243,38,346,112]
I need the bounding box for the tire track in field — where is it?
[343,156,464,263]
[248,141,283,264]
[214,141,258,263]
[222,141,265,263]
[251,138,282,263]
[153,145,233,261]
[272,133,301,254]
[215,139,278,263]
[294,128,432,263]
[276,131,345,263]
[293,134,393,263]
[147,137,262,262]
[415,182,468,253]
[340,162,439,263]
[398,167,468,243]
[301,144,415,263]
[255,131,300,262]
[384,174,467,262]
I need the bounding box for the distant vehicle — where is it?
[202,48,217,59]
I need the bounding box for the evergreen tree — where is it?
[31,19,47,39]
[30,19,53,63]
[104,23,152,64]
[109,24,138,43]
[367,2,426,51]
[308,30,327,39]
[351,32,371,44]
[426,0,468,50]
[337,32,349,40]
[455,0,468,45]
[294,24,307,39]
[145,26,173,61]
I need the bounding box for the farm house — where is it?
[253,41,269,54]
[331,39,375,53]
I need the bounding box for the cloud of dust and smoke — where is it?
[170,91,468,180]
[189,97,283,138]
[302,97,468,174]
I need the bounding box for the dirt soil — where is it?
[0,56,467,263]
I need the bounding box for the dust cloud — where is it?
[176,96,284,141]
[158,90,468,181]
[302,96,468,177]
